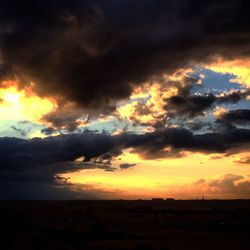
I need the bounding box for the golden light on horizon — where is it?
[61,149,250,199]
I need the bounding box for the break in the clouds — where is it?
[1,0,250,111]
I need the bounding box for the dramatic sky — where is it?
[0,0,250,199]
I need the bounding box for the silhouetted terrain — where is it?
[1,200,250,250]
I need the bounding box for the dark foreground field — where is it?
[1,200,250,250]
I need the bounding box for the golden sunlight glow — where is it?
[117,68,195,129]
[0,81,56,122]
[165,67,194,82]
[62,150,250,199]
[4,91,20,107]
[213,106,228,118]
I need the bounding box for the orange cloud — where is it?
[117,69,193,129]
[213,106,228,118]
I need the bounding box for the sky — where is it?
[0,0,250,200]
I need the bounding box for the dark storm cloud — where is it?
[166,93,216,117]
[0,131,122,196]
[165,88,249,118]
[0,132,122,185]
[217,109,250,125]
[1,127,250,182]
[1,0,250,111]
[125,127,250,159]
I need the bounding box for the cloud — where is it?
[186,121,213,131]
[234,156,250,164]
[41,102,91,132]
[0,126,250,198]
[1,127,250,183]
[10,125,28,137]
[116,73,249,131]
[0,132,124,197]
[165,85,249,118]
[0,132,123,185]
[41,127,57,136]
[155,173,250,199]
[166,93,216,118]
[165,174,250,199]
[56,161,117,174]
[217,109,250,125]
[193,174,250,199]
[119,163,136,169]
[1,0,250,113]
[41,110,86,132]
[127,127,250,159]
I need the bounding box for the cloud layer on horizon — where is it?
[0,127,249,188]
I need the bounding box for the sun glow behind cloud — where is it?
[0,81,56,123]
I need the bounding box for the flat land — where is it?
[1,200,250,250]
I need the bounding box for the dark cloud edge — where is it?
[1,0,250,112]
[1,126,249,179]
[0,126,250,199]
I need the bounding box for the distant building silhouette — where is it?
[166,198,175,201]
